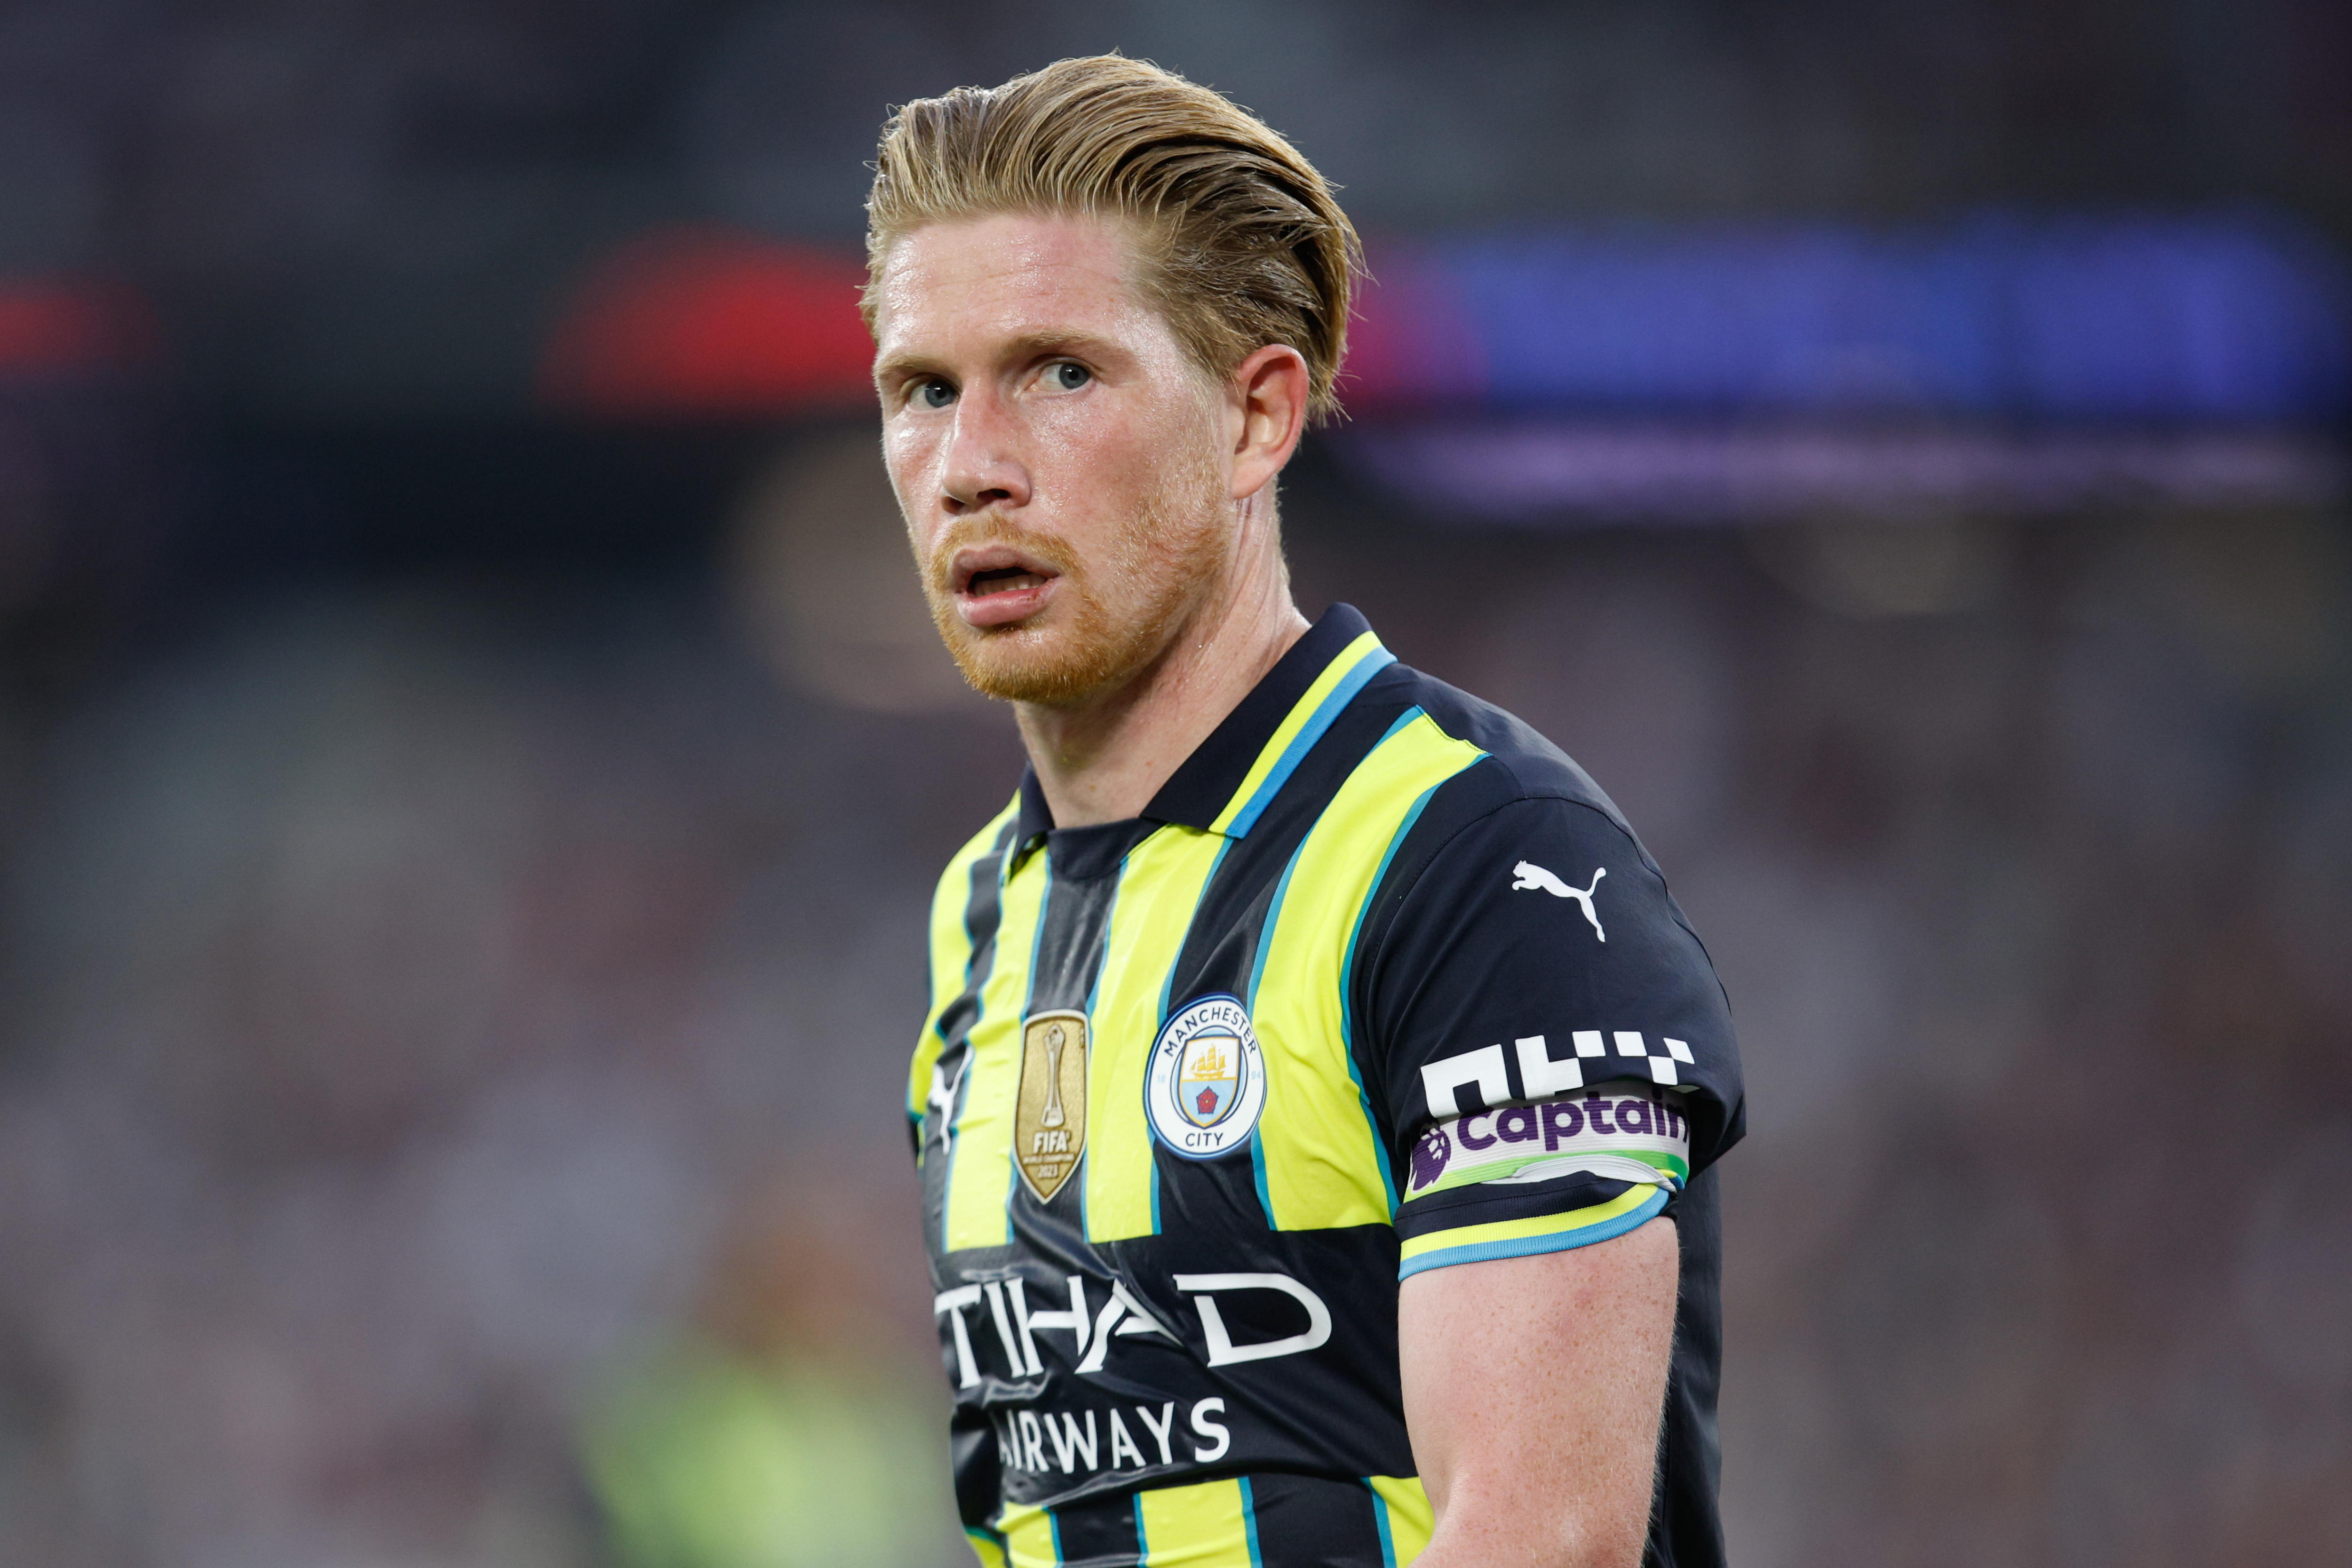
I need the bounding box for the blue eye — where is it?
[915,379,956,409]
[1046,362,1091,390]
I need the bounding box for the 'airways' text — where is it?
[997,1397,1231,1478]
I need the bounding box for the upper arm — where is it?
[1359,792,1742,1275]
[1398,1216,1678,1568]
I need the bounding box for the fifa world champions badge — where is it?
[1015,1011,1089,1202]
[1146,995,1268,1158]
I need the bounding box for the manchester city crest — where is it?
[1015,1011,1089,1202]
[1146,995,1267,1158]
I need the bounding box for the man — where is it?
[874,57,1742,1568]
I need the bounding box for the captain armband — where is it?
[1403,1081,1691,1202]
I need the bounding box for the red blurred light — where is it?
[1339,248,1489,411]
[539,230,874,419]
[0,280,160,375]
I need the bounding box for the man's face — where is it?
[871,212,1234,707]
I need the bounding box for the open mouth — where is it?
[948,544,1063,628]
[965,565,1052,597]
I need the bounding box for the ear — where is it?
[1226,343,1311,502]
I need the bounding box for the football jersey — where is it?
[909,605,1744,1568]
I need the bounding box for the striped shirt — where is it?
[911,605,1743,1568]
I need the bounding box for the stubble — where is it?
[915,455,1230,707]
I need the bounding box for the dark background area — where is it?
[1,4,2347,1566]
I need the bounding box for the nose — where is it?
[939,389,1032,516]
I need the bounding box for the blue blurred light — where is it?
[1377,214,2348,422]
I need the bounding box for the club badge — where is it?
[1014,1011,1089,1202]
[1146,995,1267,1159]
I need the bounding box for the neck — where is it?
[1014,509,1307,830]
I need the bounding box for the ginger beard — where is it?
[916,444,1231,707]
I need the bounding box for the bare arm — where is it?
[1398,1217,1679,1568]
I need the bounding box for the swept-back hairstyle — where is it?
[865,55,1363,424]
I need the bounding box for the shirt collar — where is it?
[1010,603,1391,852]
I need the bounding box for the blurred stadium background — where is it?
[1,3,2348,1565]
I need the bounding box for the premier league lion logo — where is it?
[1410,1124,1452,1192]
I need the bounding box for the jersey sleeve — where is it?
[1354,793,1743,1278]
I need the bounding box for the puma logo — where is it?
[1511,860,1607,942]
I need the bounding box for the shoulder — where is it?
[1346,663,1729,1062]
[1342,668,1745,1172]
[1355,661,1653,904]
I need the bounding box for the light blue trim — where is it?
[1239,722,1390,1232]
[1245,836,1308,1007]
[1250,1128,1275,1230]
[1020,854,1055,1021]
[1369,704,1429,755]
[1048,1507,1065,1563]
[1158,832,1235,1022]
[1222,645,1397,837]
[1366,1480,1399,1568]
[1077,862,1126,1241]
[1240,1475,1263,1566]
[1395,1187,1670,1280]
[1133,1493,1148,1563]
[1081,878,1122,1020]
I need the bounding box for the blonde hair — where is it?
[865,55,1363,424]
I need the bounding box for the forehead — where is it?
[871,211,1164,357]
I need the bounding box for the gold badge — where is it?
[1015,1010,1089,1202]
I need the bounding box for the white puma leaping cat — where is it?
[1511,860,1607,942]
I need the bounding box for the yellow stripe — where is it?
[1367,1476,1434,1564]
[1207,630,1384,835]
[1397,1183,1661,1264]
[930,799,1018,1020]
[1253,712,1486,1231]
[944,845,1049,1252]
[1083,824,1228,1241]
[910,800,1017,1126]
[998,1503,1054,1568]
[964,1528,1012,1568]
[1136,1475,1253,1565]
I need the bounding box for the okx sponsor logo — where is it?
[1419,1028,1700,1120]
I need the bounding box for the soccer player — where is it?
[874,57,1743,1568]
